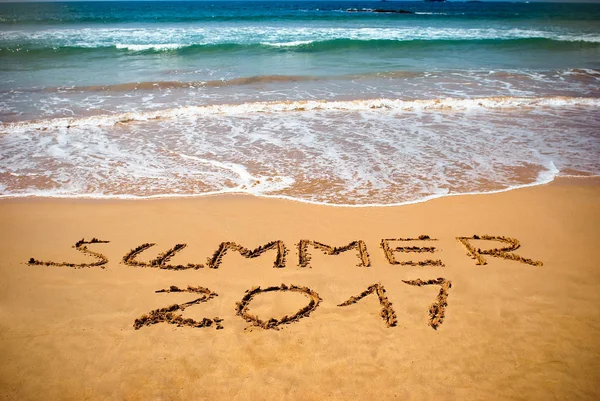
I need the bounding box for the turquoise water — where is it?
[0,1,599,204]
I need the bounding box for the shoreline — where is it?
[3,99,597,209]
[0,174,598,208]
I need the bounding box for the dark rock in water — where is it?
[346,8,414,14]
[374,9,414,14]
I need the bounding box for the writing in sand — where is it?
[26,235,542,332]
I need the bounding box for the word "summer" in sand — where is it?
[27,235,543,270]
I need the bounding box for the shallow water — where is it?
[1,1,599,204]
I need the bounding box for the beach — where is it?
[2,1,600,399]
[0,176,598,400]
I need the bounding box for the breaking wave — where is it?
[3,96,599,132]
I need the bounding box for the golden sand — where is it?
[0,177,599,400]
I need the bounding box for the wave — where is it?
[12,68,597,95]
[114,43,184,51]
[2,26,599,50]
[2,36,599,58]
[9,75,320,94]
[260,40,315,48]
[3,96,599,133]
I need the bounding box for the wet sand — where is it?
[0,177,599,400]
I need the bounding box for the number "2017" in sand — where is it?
[133,279,451,332]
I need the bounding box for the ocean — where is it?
[1,1,599,205]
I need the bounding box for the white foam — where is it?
[178,153,295,194]
[260,40,314,47]
[1,98,598,206]
[3,96,599,133]
[2,26,600,49]
[0,163,563,208]
[115,43,185,51]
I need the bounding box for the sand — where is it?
[0,177,599,400]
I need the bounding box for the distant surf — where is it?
[3,31,600,57]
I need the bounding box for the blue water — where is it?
[2,1,600,117]
[0,1,599,204]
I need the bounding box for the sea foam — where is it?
[3,96,599,132]
[1,97,598,206]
